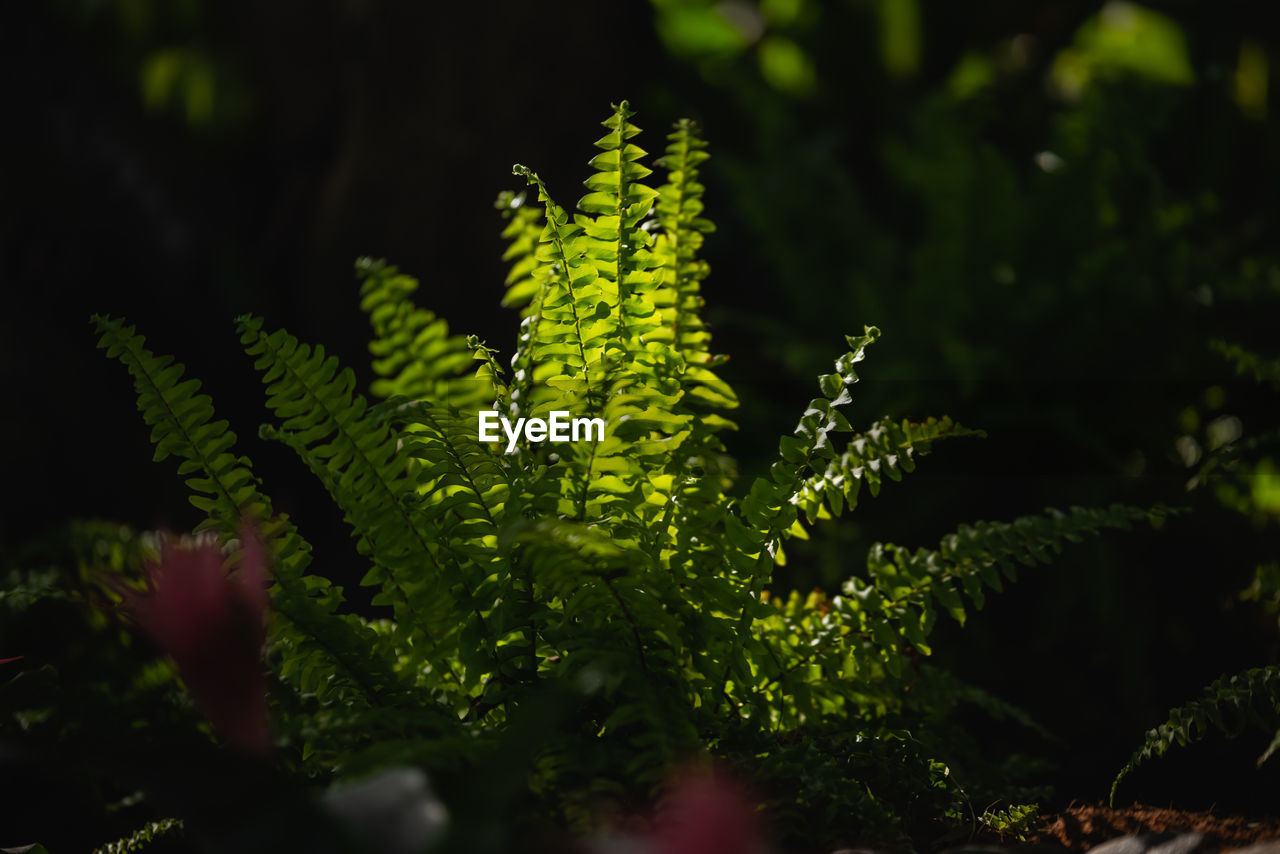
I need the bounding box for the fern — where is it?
[90,317,439,735]
[652,119,734,414]
[752,504,1152,725]
[980,803,1040,841]
[496,189,552,422]
[1111,667,1280,803]
[793,416,984,525]
[356,257,480,406]
[1110,332,1279,802]
[238,315,512,698]
[92,319,368,696]
[92,818,182,854]
[91,103,1161,845]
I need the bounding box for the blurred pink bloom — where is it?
[124,519,270,754]
[650,769,767,854]
[0,656,21,665]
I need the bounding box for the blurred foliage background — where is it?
[3,0,1280,826]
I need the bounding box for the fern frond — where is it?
[496,190,551,421]
[652,119,736,415]
[515,154,683,525]
[497,189,546,313]
[514,518,699,779]
[1110,665,1280,804]
[644,119,740,573]
[756,504,1153,720]
[356,257,489,409]
[793,416,985,526]
[981,803,1040,841]
[726,327,883,577]
[92,817,182,854]
[93,315,275,535]
[237,315,498,683]
[512,162,623,523]
[510,106,727,535]
[713,327,882,711]
[394,399,515,658]
[91,315,404,707]
[512,163,602,410]
[394,400,510,544]
[574,104,697,524]
[516,520,674,672]
[578,100,662,359]
[854,504,1153,652]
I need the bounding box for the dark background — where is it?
[3,0,1280,817]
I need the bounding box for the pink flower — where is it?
[123,519,270,754]
[649,769,768,854]
[0,657,21,665]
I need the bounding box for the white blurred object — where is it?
[322,767,448,854]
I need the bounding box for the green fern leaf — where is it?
[711,327,883,712]
[91,315,405,707]
[755,504,1153,718]
[1111,665,1280,804]
[793,416,984,524]
[92,817,183,854]
[237,315,502,685]
[357,257,491,409]
[652,118,733,410]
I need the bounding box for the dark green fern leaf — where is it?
[1111,665,1280,804]
[237,315,503,687]
[357,257,489,408]
[91,315,407,709]
[793,416,985,525]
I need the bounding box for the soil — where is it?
[1020,804,1280,851]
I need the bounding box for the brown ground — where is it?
[1024,804,1280,851]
